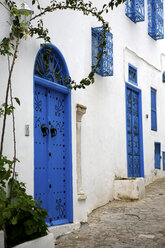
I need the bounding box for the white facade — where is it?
[0,0,165,232]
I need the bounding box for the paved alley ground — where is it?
[55,178,165,248]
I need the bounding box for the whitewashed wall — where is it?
[0,0,165,229]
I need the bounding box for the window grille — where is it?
[125,0,145,23]
[148,0,164,40]
[128,64,137,85]
[92,27,113,77]
[34,45,69,86]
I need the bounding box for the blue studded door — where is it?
[126,83,144,177]
[34,44,73,226]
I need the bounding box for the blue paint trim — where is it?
[128,63,138,85]
[33,44,73,225]
[154,142,161,169]
[34,75,70,94]
[125,82,144,177]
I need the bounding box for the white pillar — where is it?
[76,104,87,201]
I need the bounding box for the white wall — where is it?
[0,0,165,227]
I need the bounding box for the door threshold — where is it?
[49,223,80,239]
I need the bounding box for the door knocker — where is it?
[41,124,49,137]
[50,125,57,138]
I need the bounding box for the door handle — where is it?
[41,124,49,137]
[50,125,57,138]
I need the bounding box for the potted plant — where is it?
[0,156,54,248]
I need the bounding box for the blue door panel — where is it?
[34,83,71,226]
[126,84,143,177]
[48,90,67,223]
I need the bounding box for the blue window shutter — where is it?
[148,0,164,40]
[92,27,113,77]
[125,0,145,23]
[151,88,157,131]
[155,143,161,169]
[163,152,165,170]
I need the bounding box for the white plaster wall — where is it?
[0,0,165,227]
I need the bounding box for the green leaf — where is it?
[2,210,11,219]
[21,23,28,28]
[11,216,17,225]
[14,97,20,106]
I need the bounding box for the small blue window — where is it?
[128,64,137,85]
[155,142,161,169]
[148,0,164,40]
[163,152,165,170]
[92,27,113,77]
[151,88,157,131]
[162,71,165,82]
[125,0,145,23]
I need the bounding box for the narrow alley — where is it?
[56,178,165,248]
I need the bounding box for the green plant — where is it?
[115,175,136,180]
[0,156,48,248]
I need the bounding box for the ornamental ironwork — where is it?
[92,27,113,77]
[125,0,145,23]
[128,64,137,85]
[148,0,164,40]
[34,45,69,85]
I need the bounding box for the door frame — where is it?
[125,82,144,177]
[33,44,73,224]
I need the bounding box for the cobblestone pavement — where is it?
[55,178,165,248]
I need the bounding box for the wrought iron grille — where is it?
[92,27,113,77]
[35,45,69,85]
[148,0,164,40]
[125,0,145,23]
[128,64,137,85]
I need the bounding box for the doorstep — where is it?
[49,223,80,239]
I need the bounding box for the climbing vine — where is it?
[0,0,126,247]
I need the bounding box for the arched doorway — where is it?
[34,44,73,226]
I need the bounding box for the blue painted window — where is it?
[163,152,165,170]
[125,0,145,23]
[148,0,164,40]
[128,64,137,85]
[151,88,157,131]
[155,142,161,169]
[92,27,113,77]
[162,71,165,82]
